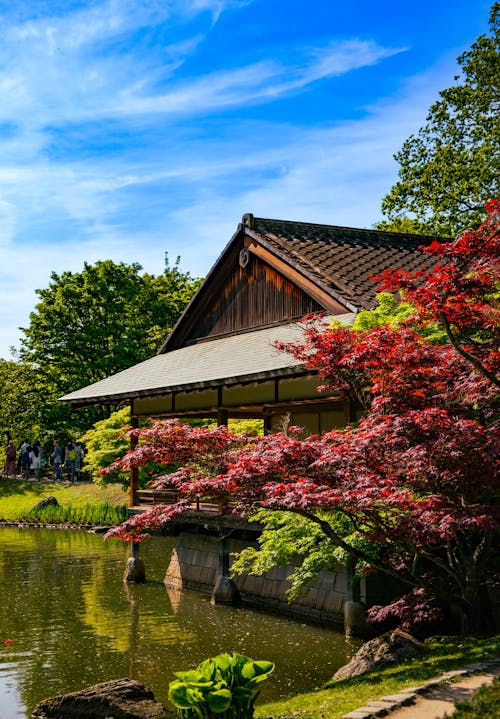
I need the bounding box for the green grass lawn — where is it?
[256,635,500,719]
[0,477,128,524]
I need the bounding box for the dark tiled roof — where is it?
[244,215,441,310]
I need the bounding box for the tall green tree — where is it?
[378,3,499,236]
[0,359,42,450]
[20,256,200,438]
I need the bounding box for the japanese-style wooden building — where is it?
[61,212,437,435]
[60,213,439,630]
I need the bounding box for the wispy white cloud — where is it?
[0,0,405,132]
[0,0,220,128]
[0,0,471,358]
[0,56,450,351]
[114,39,406,116]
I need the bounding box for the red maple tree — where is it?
[105,200,500,635]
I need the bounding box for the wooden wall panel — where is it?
[188,254,324,342]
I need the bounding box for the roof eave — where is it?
[59,364,310,408]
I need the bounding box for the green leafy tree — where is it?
[20,256,201,438]
[0,359,44,455]
[351,292,446,342]
[378,3,500,235]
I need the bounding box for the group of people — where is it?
[51,440,84,482]
[2,439,85,482]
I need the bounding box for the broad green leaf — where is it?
[206,688,232,713]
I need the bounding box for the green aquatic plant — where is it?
[168,652,275,719]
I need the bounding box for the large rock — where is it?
[333,630,424,681]
[31,678,167,718]
[32,496,59,511]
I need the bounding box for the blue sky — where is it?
[0,0,493,358]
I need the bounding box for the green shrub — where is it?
[79,407,131,485]
[169,653,274,719]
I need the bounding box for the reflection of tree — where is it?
[0,529,132,715]
[79,562,194,653]
[0,529,199,716]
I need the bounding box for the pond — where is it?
[0,527,359,718]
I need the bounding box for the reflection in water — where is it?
[0,528,359,718]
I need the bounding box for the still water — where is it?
[0,527,358,718]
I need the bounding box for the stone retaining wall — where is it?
[164,531,350,625]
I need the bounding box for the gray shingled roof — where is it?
[60,315,354,406]
[245,215,440,310]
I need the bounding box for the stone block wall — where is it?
[164,532,350,626]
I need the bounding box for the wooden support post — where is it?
[343,398,352,427]
[217,409,228,426]
[129,413,139,508]
[123,542,146,583]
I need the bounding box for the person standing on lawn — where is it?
[3,441,16,478]
[30,442,42,481]
[65,442,77,482]
[74,442,84,481]
[52,440,64,481]
[20,441,31,479]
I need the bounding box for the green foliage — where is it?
[379,3,500,236]
[231,511,340,600]
[0,359,45,450]
[169,653,274,719]
[80,409,179,487]
[19,257,200,440]
[231,510,376,601]
[186,419,264,436]
[351,293,446,342]
[373,217,433,235]
[351,292,415,331]
[228,419,264,436]
[78,408,131,485]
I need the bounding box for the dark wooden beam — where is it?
[129,412,139,508]
[245,239,348,314]
[217,409,229,426]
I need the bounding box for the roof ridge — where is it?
[251,215,441,242]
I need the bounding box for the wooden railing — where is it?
[136,488,230,515]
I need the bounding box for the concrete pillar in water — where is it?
[211,533,240,606]
[124,542,146,583]
[344,600,368,638]
[344,557,367,638]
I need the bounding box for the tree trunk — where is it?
[458,579,497,636]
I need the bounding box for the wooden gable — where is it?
[164,232,348,351]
